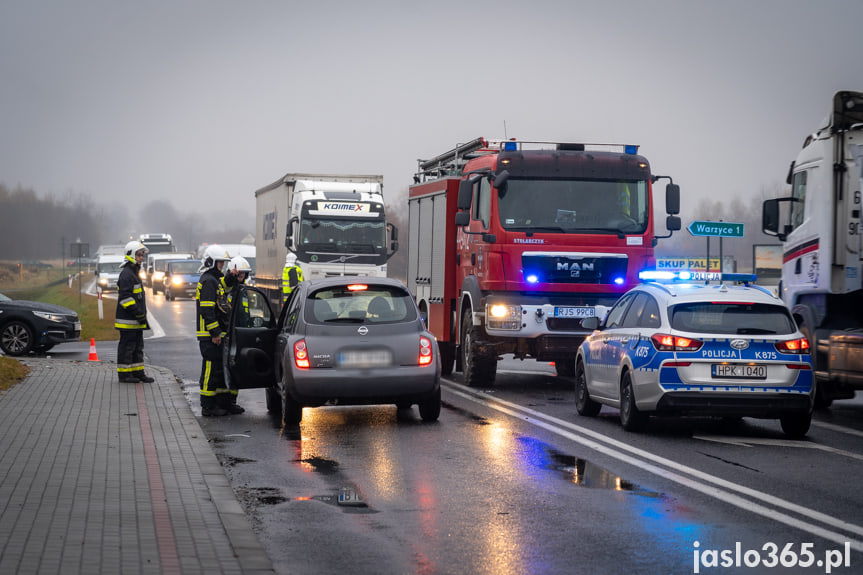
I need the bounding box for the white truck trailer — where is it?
[763,90,863,406]
[254,173,398,306]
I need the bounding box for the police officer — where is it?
[115,240,154,383]
[195,245,238,416]
[282,252,303,303]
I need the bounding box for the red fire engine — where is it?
[407,137,681,386]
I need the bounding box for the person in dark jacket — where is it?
[195,245,239,416]
[115,240,154,383]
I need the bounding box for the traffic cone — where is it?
[88,338,100,362]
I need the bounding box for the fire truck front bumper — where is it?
[483,302,611,339]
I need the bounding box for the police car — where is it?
[575,272,814,437]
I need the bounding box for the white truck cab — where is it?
[763,90,863,405]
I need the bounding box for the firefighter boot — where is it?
[202,397,228,417]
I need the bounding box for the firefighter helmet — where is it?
[121,240,148,267]
[227,256,251,273]
[198,244,232,273]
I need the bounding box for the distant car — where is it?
[575,273,814,437]
[223,277,441,425]
[162,260,202,300]
[0,293,81,356]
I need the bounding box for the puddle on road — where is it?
[219,455,256,467]
[517,435,661,496]
[236,486,288,506]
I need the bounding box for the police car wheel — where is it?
[575,360,602,417]
[780,413,811,439]
[619,371,647,431]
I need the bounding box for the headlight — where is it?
[99,278,108,286]
[153,271,165,281]
[33,311,65,323]
[486,304,522,330]
[172,276,183,286]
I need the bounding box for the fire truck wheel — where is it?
[461,313,496,387]
[439,342,455,376]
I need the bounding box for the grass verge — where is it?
[5,277,119,343]
[0,356,30,393]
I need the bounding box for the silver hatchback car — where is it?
[575,274,814,437]
[224,277,441,426]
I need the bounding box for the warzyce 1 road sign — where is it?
[687,221,745,238]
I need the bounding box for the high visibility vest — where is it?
[282,265,303,296]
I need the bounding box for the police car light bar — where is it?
[639,270,758,284]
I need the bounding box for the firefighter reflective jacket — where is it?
[282,265,303,296]
[115,263,148,330]
[196,268,230,340]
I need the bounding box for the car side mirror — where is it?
[581,317,600,330]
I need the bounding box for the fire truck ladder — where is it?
[415,137,489,182]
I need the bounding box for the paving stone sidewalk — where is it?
[0,358,274,575]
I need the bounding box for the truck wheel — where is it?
[461,313,496,387]
[575,360,602,417]
[1,320,35,356]
[555,357,575,377]
[780,412,811,438]
[619,371,647,432]
[439,342,455,376]
[800,324,832,409]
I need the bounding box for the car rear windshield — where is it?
[305,284,418,324]
[670,302,796,335]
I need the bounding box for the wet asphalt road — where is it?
[49,287,863,574]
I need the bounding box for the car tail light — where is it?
[419,336,433,366]
[663,361,692,367]
[650,333,703,352]
[775,338,810,354]
[294,340,310,369]
[785,364,812,370]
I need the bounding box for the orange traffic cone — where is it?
[88,338,100,362]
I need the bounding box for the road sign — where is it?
[687,221,744,238]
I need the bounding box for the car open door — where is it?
[224,285,279,390]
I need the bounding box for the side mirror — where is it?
[455,212,470,227]
[285,218,298,249]
[581,317,600,330]
[457,179,474,210]
[762,198,780,236]
[666,183,680,215]
[388,223,399,241]
[493,170,509,191]
[666,215,681,231]
[482,234,496,243]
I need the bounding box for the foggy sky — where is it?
[2,0,862,229]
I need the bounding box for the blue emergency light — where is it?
[504,141,518,151]
[624,145,638,155]
[525,273,540,284]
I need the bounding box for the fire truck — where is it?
[408,137,681,386]
[763,90,863,406]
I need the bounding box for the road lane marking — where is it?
[812,420,863,439]
[443,381,863,551]
[694,435,863,462]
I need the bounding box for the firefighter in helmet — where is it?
[115,240,154,383]
[195,245,239,416]
[282,252,303,303]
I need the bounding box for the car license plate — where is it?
[711,364,766,379]
[554,307,595,318]
[338,350,392,368]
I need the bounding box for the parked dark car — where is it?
[159,259,201,299]
[0,293,81,356]
[223,277,442,426]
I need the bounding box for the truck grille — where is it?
[546,318,589,332]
